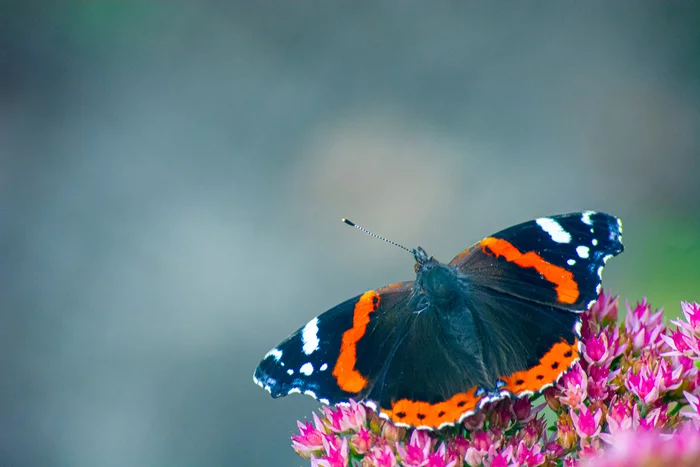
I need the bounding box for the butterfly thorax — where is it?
[414,258,465,308]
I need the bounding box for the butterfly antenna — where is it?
[341,218,416,257]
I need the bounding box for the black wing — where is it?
[253,282,415,405]
[449,211,623,311]
[442,211,623,396]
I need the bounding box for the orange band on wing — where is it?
[381,387,483,428]
[332,291,380,393]
[500,338,579,394]
[481,237,579,304]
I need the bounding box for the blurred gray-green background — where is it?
[1,2,699,466]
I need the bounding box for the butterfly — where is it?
[254,211,623,429]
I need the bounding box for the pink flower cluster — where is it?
[291,293,700,467]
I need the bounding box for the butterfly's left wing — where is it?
[445,211,623,397]
[450,211,623,312]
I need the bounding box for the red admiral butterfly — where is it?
[254,212,623,429]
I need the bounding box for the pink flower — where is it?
[676,355,697,380]
[624,299,665,350]
[605,326,628,360]
[486,445,514,467]
[586,365,611,401]
[680,302,700,334]
[323,400,366,433]
[625,367,660,405]
[639,406,667,431]
[607,395,632,426]
[628,299,664,329]
[465,430,503,466]
[515,440,545,467]
[292,414,327,458]
[589,290,619,323]
[424,443,457,467]
[448,437,469,460]
[578,437,602,459]
[464,446,485,467]
[470,430,494,453]
[662,329,693,355]
[395,430,433,467]
[584,333,610,365]
[344,400,367,428]
[558,364,588,408]
[322,407,347,433]
[570,405,602,439]
[351,426,374,454]
[364,445,397,467]
[663,303,700,361]
[656,359,683,392]
[311,437,349,467]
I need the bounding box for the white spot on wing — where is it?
[288,388,301,395]
[581,211,595,226]
[567,259,576,266]
[254,374,275,394]
[302,318,320,355]
[536,218,572,244]
[300,362,314,376]
[320,363,328,371]
[287,369,294,375]
[591,239,598,246]
[576,246,590,258]
[265,348,283,361]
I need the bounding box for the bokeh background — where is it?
[1,2,699,466]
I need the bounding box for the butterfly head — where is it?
[412,246,431,267]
